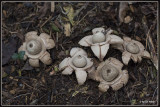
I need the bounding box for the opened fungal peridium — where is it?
[18,31,55,67]
[88,57,129,92]
[79,27,124,61]
[59,47,95,85]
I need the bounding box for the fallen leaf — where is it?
[141,4,156,15]
[38,3,50,19]
[12,51,25,60]
[2,71,8,78]
[50,22,60,32]
[42,27,50,34]
[17,70,22,77]
[65,50,69,55]
[2,10,7,18]
[129,4,135,12]
[119,2,129,23]
[131,99,137,105]
[54,65,59,72]
[72,91,79,97]
[63,5,75,25]
[2,91,13,98]
[2,37,18,65]
[148,35,158,70]
[64,23,71,37]
[135,36,142,41]
[144,24,158,70]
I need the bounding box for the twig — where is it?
[71,6,97,32]
[77,6,97,26]
[60,44,65,51]
[6,93,31,103]
[40,15,52,28]
[152,87,158,101]
[59,5,70,15]
[74,2,89,17]
[145,25,153,49]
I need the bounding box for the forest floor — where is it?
[2,2,158,105]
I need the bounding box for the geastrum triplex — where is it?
[112,36,151,65]
[59,47,95,85]
[78,27,124,61]
[88,57,129,92]
[18,31,55,67]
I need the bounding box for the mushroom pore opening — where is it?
[29,43,33,48]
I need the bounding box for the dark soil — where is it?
[2,2,158,105]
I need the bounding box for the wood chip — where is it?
[64,23,71,37]
[51,2,55,13]
[124,16,132,23]
[49,70,55,76]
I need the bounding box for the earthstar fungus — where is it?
[78,27,123,61]
[18,31,55,67]
[88,57,129,92]
[112,36,151,65]
[59,47,95,85]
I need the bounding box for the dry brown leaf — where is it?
[38,3,50,19]
[64,23,71,37]
[148,35,158,70]
[63,5,75,25]
[119,2,129,23]
[144,24,158,70]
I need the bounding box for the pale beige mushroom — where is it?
[112,36,151,65]
[59,47,95,85]
[78,27,123,61]
[88,57,129,92]
[18,31,55,67]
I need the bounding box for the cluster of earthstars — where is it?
[19,27,151,93]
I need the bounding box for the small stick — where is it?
[40,15,52,28]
